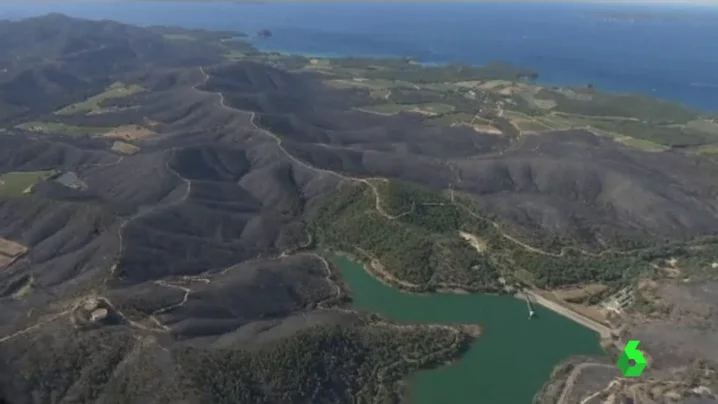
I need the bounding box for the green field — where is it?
[17,122,111,136]
[533,115,577,130]
[55,82,145,115]
[432,112,479,125]
[614,136,668,152]
[696,144,718,155]
[0,171,55,197]
[162,33,197,41]
[223,50,246,60]
[326,78,418,90]
[684,119,718,136]
[359,102,454,116]
[512,118,554,133]
[533,89,698,123]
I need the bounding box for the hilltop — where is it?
[0,13,716,404]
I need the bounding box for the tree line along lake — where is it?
[333,256,604,404]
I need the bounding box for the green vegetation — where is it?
[0,171,55,197]
[180,324,466,404]
[311,182,502,289]
[162,33,197,41]
[684,119,718,135]
[587,119,715,147]
[6,275,34,299]
[675,243,718,278]
[149,26,247,42]
[297,54,718,149]
[431,112,479,125]
[363,62,537,83]
[55,82,145,115]
[314,58,536,83]
[536,89,698,123]
[696,144,718,155]
[358,102,454,116]
[326,78,417,91]
[223,49,247,61]
[440,112,478,123]
[17,121,112,136]
[510,117,553,133]
[309,181,709,290]
[614,136,667,152]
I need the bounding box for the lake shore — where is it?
[333,255,606,404]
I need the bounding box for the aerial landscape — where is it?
[0,2,717,404]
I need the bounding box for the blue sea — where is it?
[2,1,718,111]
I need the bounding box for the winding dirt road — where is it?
[557,362,616,404]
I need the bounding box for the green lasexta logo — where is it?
[617,340,647,377]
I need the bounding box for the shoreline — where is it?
[330,250,614,339]
[330,249,500,296]
[330,250,608,404]
[254,45,717,112]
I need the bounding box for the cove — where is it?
[333,256,605,404]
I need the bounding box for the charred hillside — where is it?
[0,13,717,404]
[0,14,228,124]
[0,15,473,404]
[204,62,718,250]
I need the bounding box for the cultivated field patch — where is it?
[432,112,477,125]
[0,237,28,271]
[103,125,156,141]
[695,144,718,155]
[17,122,110,136]
[0,170,55,197]
[477,80,512,90]
[552,283,609,302]
[467,124,503,135]
[358,102,454,116]
[0,255,13,269]
[162,33,196,41]
[111,141,141,155]
[529,97,558,110]
[614,136,668,152]
[55,82,145,115]
[326,78,417,90]
[511,118,553,133]
[0,238,28,257]
[684,119,718,136]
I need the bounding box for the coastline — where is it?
[4,2,718,109]
[252,43,718,113]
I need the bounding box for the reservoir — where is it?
[333,256,605,404]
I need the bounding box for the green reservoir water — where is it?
[334,256,605,404]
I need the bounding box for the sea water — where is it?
[2,1,717,110]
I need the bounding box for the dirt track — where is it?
[557,363,615,404]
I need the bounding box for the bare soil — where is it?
[0,238,27,257]
[111,141,141,155]
[102,126,155,141]
[0,255,14,269]
[552,284,609,302]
